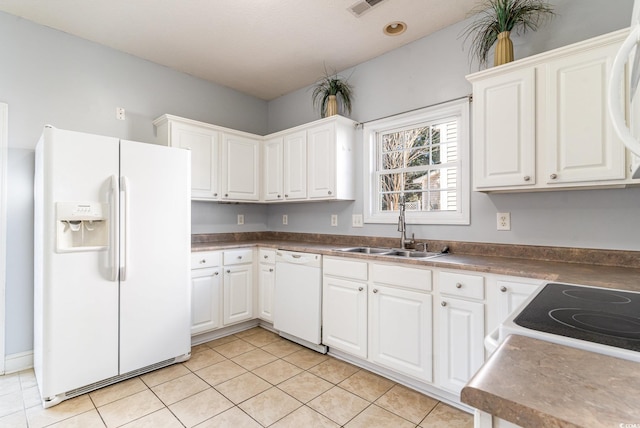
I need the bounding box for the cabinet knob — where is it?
[269,268,274,272]
[214,271,219,276]
[523,176,531,182]
[199,259,206,264]
[328,190,332,195]
[226,269,230,273]
[441,301,447,307]
[237,255,242,259]
[277,194,281,198]
[214,193,218,197]
[358,287,363,292]
[263,255,268,259]
[455,283,462,289]
[225,193,229,197]
[500,286,507,292]
[550,173,558,180]
[373,289,378,293]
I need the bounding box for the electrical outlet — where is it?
[331,214,338,227]
[237,214,244,225]
[352,214,363,228]
[497,212,510,231]
[282,214,288,225]
[116,107,125,120]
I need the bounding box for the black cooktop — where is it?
[514,283,640,352]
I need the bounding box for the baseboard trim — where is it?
[5,350,33,374]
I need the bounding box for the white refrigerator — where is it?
[34,126,191,407]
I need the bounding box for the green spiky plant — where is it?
[461,0,555,68]
[311,71,354,118]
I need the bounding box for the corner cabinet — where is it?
[155,114,356,203]
[468,28,637,192]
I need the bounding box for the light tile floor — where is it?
[0,327,473,427]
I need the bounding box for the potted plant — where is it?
[461,0,555,68]
[311,71,354,118]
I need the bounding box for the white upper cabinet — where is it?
[155,114,356,203]
[467,29,636,192]
[153,117,220,200]
[221,133,260,201]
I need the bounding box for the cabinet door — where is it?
[369,285,433,382]
[472,68,536,189]
[258,263,275,322]
[263,137,284,201]
[322,276,367,358]
[223,264,254,325]
[438,297,485,394]
[307,123,336,199]
[545,42,626,184]
[171,122,220,200]
[191,267,222,335]
[221,133,260,201]
[496,280,540,321]
[284,130,307,200]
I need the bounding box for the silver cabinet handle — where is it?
[523,176,531,181]
[200,259,206,264]
[455,283,462,289]
[550,173,558,180]
[441,301,447,307]
[500,286,507,292]
[214,271,219,276]
[358,287,363,291]
[373,289,378,293]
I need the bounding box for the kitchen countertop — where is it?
[192,240,640,292]
[461,334,640,428]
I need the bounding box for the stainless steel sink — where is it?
[335,247,444,259]
[336,247,393,254]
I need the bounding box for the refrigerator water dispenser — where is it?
[56,202,108,252]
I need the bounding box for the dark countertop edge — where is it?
[460,335,640,427]
[191,240,640,292]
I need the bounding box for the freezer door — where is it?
[35,127,120,397]
[118,140,191,373]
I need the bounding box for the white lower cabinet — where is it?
[437,271,486,395]
[322,275,368,359]
[223,249,254,326]
[190,252,222,335]
[257,248,276,322]
[369,284,433,382]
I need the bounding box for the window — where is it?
[363,98,470,225]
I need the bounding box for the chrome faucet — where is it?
[398,195,409,249]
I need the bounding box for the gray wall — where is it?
[1,12,269,355]
[265,0,640,252]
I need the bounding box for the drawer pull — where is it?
[358,287,364,292]
[226,269,230,273]
[214,271,219,276]
[373,289,378,293]
[523,175,531,181]
[550,173,558,180]
[328,190,332,195]
[237,255,243,259]
[277,194,281,198]
[264,255,269,259]
[269,268,274,272]
[214,193,218,197]
[500,286,507,292]
[441,301,447,307]
[455,283,462,289]
[199,259,206,264]
[285,194,289,198]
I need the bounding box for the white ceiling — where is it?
[0,0,477,100]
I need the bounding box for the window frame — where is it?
[363,98,470,225]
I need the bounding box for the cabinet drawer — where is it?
[323,257,368,281]
[258,248,276,264]
[223,248,253,265]
[440,271,485,300]
[191,251,221,269]
[370,263,432,292]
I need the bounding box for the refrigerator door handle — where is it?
[109,175,119,281]
[120,176,130,281]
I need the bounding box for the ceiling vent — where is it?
[349,0,386,17]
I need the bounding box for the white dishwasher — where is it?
[274,250,326,353]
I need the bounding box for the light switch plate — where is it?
[352,214,363,228]
[237,214,244,225]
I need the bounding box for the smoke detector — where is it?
[349,0,386,17]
